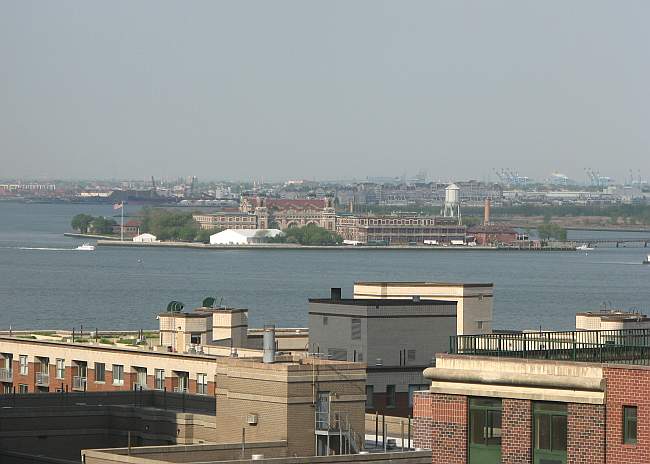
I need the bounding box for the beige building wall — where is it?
[353,282,493,335]
[214,357,366,457]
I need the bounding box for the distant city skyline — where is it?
[1,1,649,182]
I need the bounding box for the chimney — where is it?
[484,198,491,225]
[330,288,342,301]
[262,325,275,364]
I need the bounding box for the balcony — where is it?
[132,383,149,390]
[0,368,13,382]
[72,376,87,391]
[36,372,50,386]
[173,386,188,393]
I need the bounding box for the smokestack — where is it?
[330,288,342,301]
[484,198,491,225]
[262,325,276,363]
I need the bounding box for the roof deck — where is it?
[450,329,650,365]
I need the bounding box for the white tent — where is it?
[210,229,283,245]
[133,233,158,243]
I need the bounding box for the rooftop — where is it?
[355,281,493,288]
[576,310,650,322]
[450,328,650,365]
[308,298,453,306]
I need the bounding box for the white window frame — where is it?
[197,373,208,395]
[112,364,124,385]
[155,369,165,390]
[56,359,65,379]
[19,355,28,375]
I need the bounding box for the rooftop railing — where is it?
[450,329,650,365]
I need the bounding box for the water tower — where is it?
[442,183,461,221]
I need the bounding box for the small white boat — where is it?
[643,255,650,265]
[76,243,95,251]
[576,244,594,251]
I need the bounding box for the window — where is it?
[533,402,567,464]
[197,373,208,395]
[323,316,328,325]
[155,369,165,390]
[56,359,65,379]
[624,406,638,444]
[469,398,502,464]
[328,348,348,361]
[190,333,201,345]
[351,318,361,340]
[95,363,105,382]
[18,384,28,393]
[407,350,416,363]
[112,364,124,385]
[19,355,28,375]
[366,385,374,409]
[386,385,396,408]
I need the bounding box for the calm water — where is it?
[0,202,648,331]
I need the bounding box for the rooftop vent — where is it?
[331,288,342,300]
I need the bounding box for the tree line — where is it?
[71,214,117,235]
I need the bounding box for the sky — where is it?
[1,1,649,183]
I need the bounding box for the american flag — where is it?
[113,202,123,210]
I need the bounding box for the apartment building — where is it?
[353,281,494,335]
[0,336,218,395]
[336,214,466,245]
[414,329,650,464]
[308,288,458,417]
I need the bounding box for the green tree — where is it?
[90,216,117,234]
[140,208,201,241]
[272,224,343,246]
[537,223,567,241]
[71,214,94,234]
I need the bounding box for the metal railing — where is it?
[132,382,149,390]
[0,368,13,382]
[315,407,363,455]
[451,329,650,365]
[173,386,188,393]
[72,376,87,391]
[36,372,50,386]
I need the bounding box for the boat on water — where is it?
[643,254,650,265]
[576,244,594,251]
[76,243,95,251]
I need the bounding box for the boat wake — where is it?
[14,246,76,251]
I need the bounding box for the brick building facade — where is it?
[413,354,650,464]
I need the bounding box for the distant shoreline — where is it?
[93,239,579,252]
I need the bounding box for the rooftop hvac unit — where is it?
[247,414,258,425]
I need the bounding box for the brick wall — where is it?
[604,366,650,464]
[567,403,605,464]
[502,398,532,464]
[413,391,467,464]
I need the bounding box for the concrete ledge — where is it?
[428,381,605,404]
[424,367,605,391]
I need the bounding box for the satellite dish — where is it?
[167,301,184,312]
[202,297,216,308]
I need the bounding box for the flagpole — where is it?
[121,203,124,241]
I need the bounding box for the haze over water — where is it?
[0,202,648,332]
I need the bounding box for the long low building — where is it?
[336,214,466,245]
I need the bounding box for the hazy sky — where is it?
[1,1,649,182]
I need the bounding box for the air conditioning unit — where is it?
[247,414,258,425]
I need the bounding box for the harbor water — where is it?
[0,202,648,331]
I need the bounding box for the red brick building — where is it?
[414,330,650,464]
[468,225,519,246]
